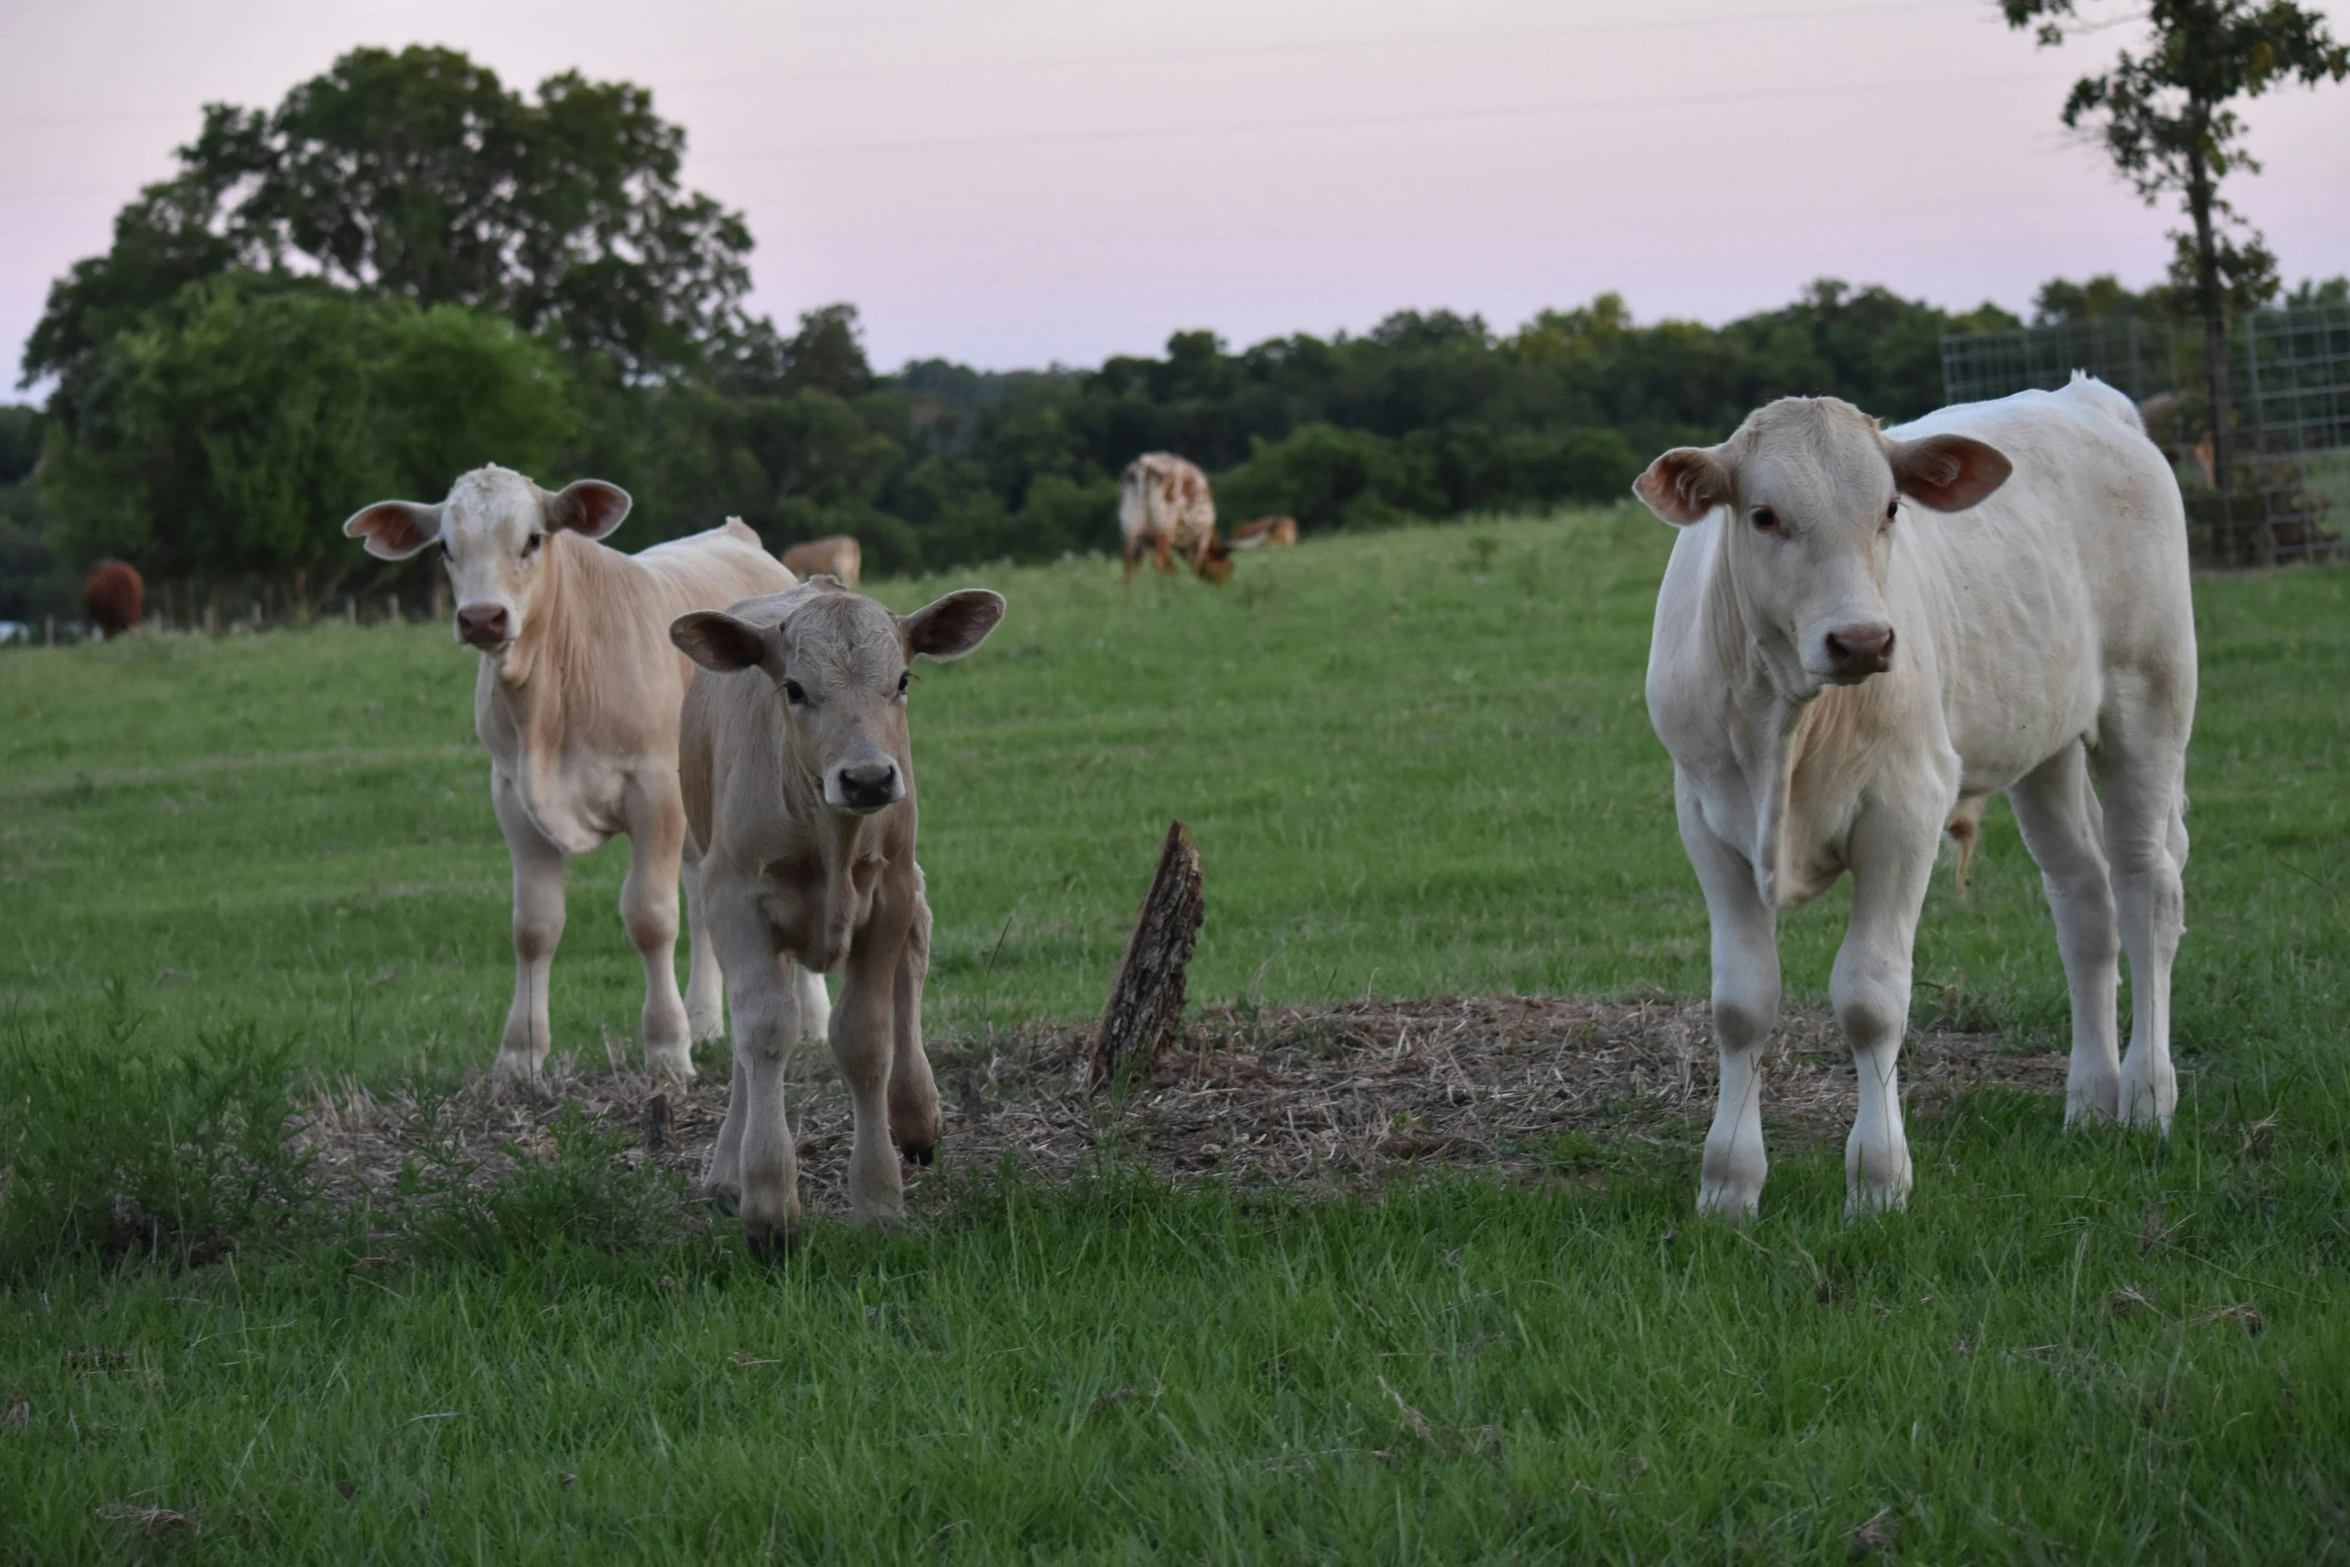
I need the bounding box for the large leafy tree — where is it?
[42,275,571,593]
[26,46,753,386]
[2003,0,2348,488]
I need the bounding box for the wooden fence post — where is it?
[1086,819,1204,1093]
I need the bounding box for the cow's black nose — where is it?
[1823,623,1895,676]
[836,762,899,808]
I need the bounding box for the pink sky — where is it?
[3,0,2346,389]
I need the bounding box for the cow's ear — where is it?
[1633,447,1734,526]
[545,479,632,539]
[1889,434,2011,513]
[670,611,770,673]
[343,500,443,560]
[902,589,1005,661]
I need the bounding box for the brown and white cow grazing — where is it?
[780,533,863,587]
[83,560,145,637]
[670,577,1004,1255]
[1119,453,1229,583]
[344,465,815,1085]
[1636,375,2195,1221]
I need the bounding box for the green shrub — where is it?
[0,1010,310,1277]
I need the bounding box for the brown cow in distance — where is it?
[1229,515,1298,549]
[84,560,145,637]
[780,532,862,587]
[1119,454,1230,583]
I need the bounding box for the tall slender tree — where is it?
[2003,0,2347,489]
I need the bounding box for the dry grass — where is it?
[299,996,2066,1220]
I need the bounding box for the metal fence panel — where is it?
[1940,308,2347,566]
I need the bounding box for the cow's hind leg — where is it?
[620,787,693,1083]
[1678,787,1779,1220]
[2009,741,2121,1124]
[491,772,567,1087]
[886,875,942,1164]
[1836,804,1938,1219]
[2096,672,2193,1132]
[705,897,803,1257]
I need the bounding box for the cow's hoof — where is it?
[900,1143,935,1168]
[744,1224,796,1264]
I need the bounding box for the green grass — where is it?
[4,508,2350,1561]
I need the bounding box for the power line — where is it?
[662,0,1984,94]
[699,71,2061,165]
[0,0,1987,133]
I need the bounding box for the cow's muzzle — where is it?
[455,602,513,651]
[1821,622,1895,681]
[825,760,904,815]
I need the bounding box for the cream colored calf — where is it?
[672,578,1004,1257]
[1637,376,2195,1221]
[344,465,824,1084]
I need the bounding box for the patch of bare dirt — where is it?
[299,997,2065,1219]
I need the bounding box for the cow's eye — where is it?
[1751,506,1781,533]
[1884,499,1899,522]
[521,532,543,557]
[438,540,453,563]
[782,678,807,706]
[896,671,911,698]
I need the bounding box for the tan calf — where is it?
[671,578,1005,1256]
[344,465,814,1085]
[780,532,863,587]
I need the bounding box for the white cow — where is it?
[1635,375,2195,1219]
[344,465,825,1086]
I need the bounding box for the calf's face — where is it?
[672,582,1006,817]
[343,466,632,653]
[1633,399,2010,694]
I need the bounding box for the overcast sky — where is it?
[3,0,2346,387]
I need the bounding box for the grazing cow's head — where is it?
[342,465,632,654]
[1195,535,1233,585]
[1632,398,2010,695]
[670,580,1005,816]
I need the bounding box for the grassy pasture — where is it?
[3,509,2350,1561]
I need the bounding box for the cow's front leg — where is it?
[680,851,726,1044]
[704,893,802,1256]
[491,771,568,1087]
[1678,786,1780,1220]
[887,876,942,1164]
[1836,805,1938,1219]
[619,784,693,1084]
[834,897,912,1227]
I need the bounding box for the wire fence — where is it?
[1941,306,2350,566]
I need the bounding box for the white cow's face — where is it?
[671,581,1006,818]
[342,465,631,654]
[1633,398,2011,699]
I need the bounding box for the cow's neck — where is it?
[1700,534,1892,909]
[803,804,896,969]
[486,533,629,765]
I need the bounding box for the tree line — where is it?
[2,21,2339,620]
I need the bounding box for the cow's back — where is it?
[635,520,798,634]
[1889,375,2194,786]
[1894,377,2192,686]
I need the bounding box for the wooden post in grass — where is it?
[1087,818,1204,1093]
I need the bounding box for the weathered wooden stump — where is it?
[1086,819,1204,1093]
